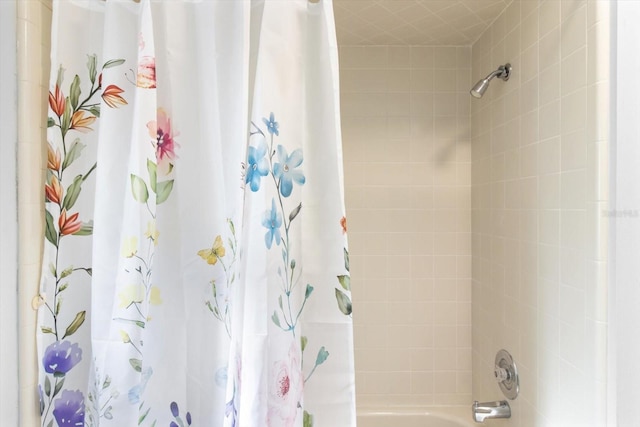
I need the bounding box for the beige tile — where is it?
[434,47,458,69]
[561,88,587,134]
[561,5,587,57]
[410,46,435,68]
[539,62,560,106]
[521,6,539,50]
[561,47,587,95]
[539,0,561,37]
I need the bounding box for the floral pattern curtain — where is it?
[36,1,355,426]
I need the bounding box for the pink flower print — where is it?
[136,56,156,89]
[138,32,145,51]
[147,108,179,173]
[268,343,303,427]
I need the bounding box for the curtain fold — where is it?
[37,0,355,426]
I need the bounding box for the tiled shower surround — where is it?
[340,45,473,406]
[471,1,609,426]
[341,0,609,423]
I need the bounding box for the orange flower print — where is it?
[45,176,63,205]
[136,56,156,89]
[47,143,61,172]
[58,209,82,236]
[102,84,128,108]
[340,216,347,234]
[147,108,178,170]
[48,85,65,117]
[70,111,96,133]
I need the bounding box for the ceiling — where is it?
[333,0,512,46]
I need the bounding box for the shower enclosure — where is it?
[3,0,636,425]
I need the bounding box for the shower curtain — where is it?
[36,0,355,426]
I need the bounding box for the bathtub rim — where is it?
[356,404,474,426]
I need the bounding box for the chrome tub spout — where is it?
[472,400,511,423]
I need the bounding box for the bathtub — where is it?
[357,406,474,427]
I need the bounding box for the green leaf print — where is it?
[131,174,149,203]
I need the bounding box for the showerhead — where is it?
[470,63,511,98]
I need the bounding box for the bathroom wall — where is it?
[340,45,473,406]
[1,0,19,424]
[470,1,609,425]
[612,2,640,425]
[16,0,53,424]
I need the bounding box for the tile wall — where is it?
[16,0,52,424]
[470,0,609,425]
[340,45,473,406]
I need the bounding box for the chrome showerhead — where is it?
[470,63,511,99]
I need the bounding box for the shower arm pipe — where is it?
[483,64,510,82]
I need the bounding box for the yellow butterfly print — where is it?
[198,235,226,265]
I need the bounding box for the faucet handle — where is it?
[494,366,510,382]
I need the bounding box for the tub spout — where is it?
[472,400,511,423]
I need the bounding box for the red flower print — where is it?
[49,85,65,117]
[45,176,63,205]
[102,84,127,108]
[58,209,82,236]
[47,143,61,172]
[70,111,96,133]
[147,108,178,170]
[136,56,156,89]
[340,216,347,234]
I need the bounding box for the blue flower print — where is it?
[273,145,305,197]
[43,341,82,375]
[246,138,270,192]
[53,389,84,426]
[263,112,279,136]
[262,199,282,249]
[128,366,152,404]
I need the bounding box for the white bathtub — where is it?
[357,406,474,427]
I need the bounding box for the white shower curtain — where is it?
[37,1,355,425]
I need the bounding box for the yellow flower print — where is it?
[149,286,162,306]
[197,235,226,265]
[117,284,144,308]
[119,330,131,343]
[122,236,138,258]
[144,220,159,245]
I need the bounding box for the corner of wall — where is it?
[17,0,52,424]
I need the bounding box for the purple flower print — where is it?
[225,398,238,427]
[52,389,85,426]
[170,401,192,426]
[43,341,82,375]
